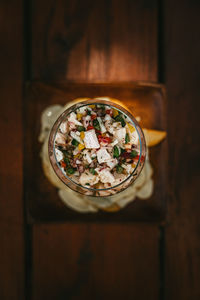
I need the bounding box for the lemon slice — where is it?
[143,128,167,147]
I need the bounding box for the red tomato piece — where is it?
[96,130,101,134]
[134,155,140,160]
[134,155,145,162]
[91,114,97,120]
[87,125,94,130]
[105,109,113,116]
[98,135,111,143]
[61,161,66,168]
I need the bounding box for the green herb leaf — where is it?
[93,119,101,131]
[98,104,105,110]
[116,165,124,174]
[61,149,72,158]
[67,167,77,175]
[114,115,126,127]
[125,133,130,144]
[89,168,96,175]
[72,139,79,146]
[64,157,70,165]
[77,126,85,132]
[87,109,91,115]
[130,150,138,158]
[113,145,120,158]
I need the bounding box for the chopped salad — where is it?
[54,103,143,190]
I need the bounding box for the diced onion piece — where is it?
[84,152,92,164]
[97,117,106,133]
[68,112,83,126]
[55,132,66,145]
[55,148,63,162]
[60,121,68,134]
[111,139,118,146]
[106,158,118,170]
[104,114,112,121]
[70,131,81,143]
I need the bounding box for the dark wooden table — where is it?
[0,1,200,299]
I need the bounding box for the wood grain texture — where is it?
[32,0,158,81]
[164,1,200,299]
[32,224,159,300]
[0,1,25,299]
[30,1,161,299]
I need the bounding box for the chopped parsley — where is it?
[116,165,124,174]
[89,168,96,175]
[130,150,138,158]
[113,145,120,158]
[86,109,91,115]
[93,119,101,131]
[125,133,130,144]
[66,167,77,175]
[77,126,85,132]
[64,157,70,165]
[72,139,79,146]
[114,114,126,127]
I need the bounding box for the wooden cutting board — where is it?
[24,81,167,223]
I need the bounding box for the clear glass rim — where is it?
[48,99,146,192]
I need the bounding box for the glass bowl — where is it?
[48,99,146,196]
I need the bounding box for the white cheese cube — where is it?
[55,148,63,162]
[84,129,100,149]
[97,148,111,164]
[99,169,115,184]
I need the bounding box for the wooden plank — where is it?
[25,81,167,223]
[33,224,159,300]
[32,0,158,81]
[31,1,160,299]
[164,1,200,299]
[0,0,25,299]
